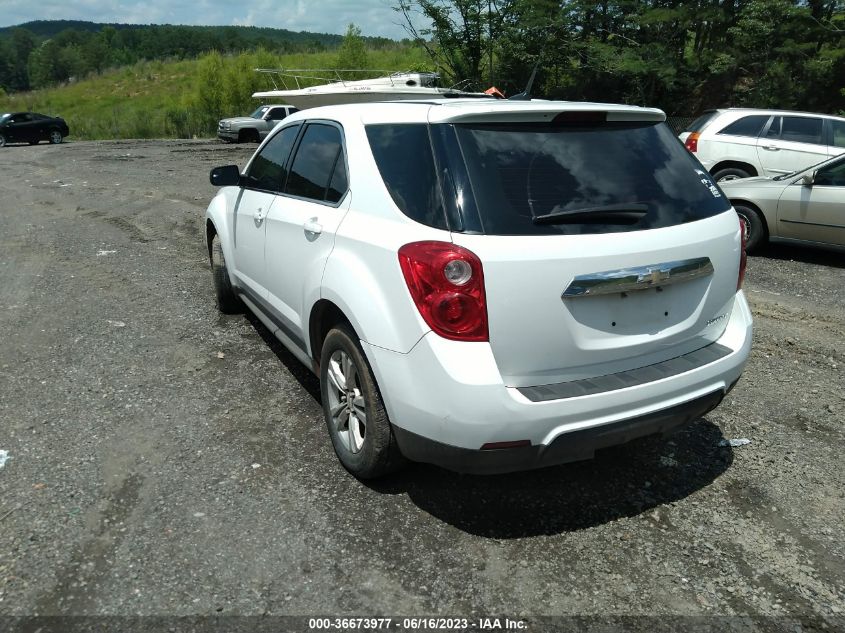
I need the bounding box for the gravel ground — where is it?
[0,140,843,632]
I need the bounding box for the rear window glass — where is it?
[684,111,718,133]
[717,115,769,138]
[449,121,731,235]
[366,124,448,229]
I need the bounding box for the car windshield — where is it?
[448,120,732,235]
[772,155,839,181]
[0,113,10,124]
[367,120,732,235]
[249,106,270,119]
[684,111,719,133]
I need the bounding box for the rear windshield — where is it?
[684,111,719,133]
[367,120,730,235]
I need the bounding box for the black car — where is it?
[0,112,70,147]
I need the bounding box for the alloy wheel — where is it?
[325,349,366,453]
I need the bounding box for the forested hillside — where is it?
[0,20,394,93]
[398,0,845,115]
[2,0,844,142]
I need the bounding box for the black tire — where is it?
[320,324,405,479]
[238,129,260,144]
[712,166,751,182]
[210,233,242,314]
[0,133,6,148]
[734,203,766,253]
[48,129,63,144]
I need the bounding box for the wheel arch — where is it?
[729,198,770,232]
[238,127,259,143]
[204,193,235,267]
[309,299,354,370]
[319,249,429,357]
[711,161,758,178]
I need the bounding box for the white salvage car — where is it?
[205,99,753,479]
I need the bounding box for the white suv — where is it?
[680,108,845,181]
[205,100,753,478]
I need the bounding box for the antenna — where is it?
[508,62,539,101]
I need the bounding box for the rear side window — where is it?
[243,124,300,192]
[366,125,447,229]
[717,115,769,138]
[767,116,823,145]
[286,123,347,203]
[832,120,845,148]
[446,121,731,236]
[684,111,718,133]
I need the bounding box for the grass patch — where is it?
[0,46,434,140]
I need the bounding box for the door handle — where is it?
[303,218,323,235]
[253,207,264,225]
[762,145,780,151]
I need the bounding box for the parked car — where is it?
[0,112,69,147]
[720,153,845,252]
[205,100,752,479]
[217,104,298,143]
[679,108,845,182]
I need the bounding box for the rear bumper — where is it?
[364,291,752,474]
[393,389,726,475]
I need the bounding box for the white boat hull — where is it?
[251,72,492,109]
[252,87,491,109]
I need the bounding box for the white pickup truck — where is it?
[217,104,299,143]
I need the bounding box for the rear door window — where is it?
[285,123,347,203]
[766,116,823,145]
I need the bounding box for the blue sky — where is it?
[0,0,417,40]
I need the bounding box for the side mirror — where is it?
[801,172,815,187]
[210,165,241,187]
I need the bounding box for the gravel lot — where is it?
[0,140,843,632]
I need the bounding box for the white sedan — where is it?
[720,154,845,252]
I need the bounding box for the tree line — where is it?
[0,21,397,94]
[396,0,845,115]
[3,2,843,117]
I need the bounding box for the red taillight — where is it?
[398,241,488,342]
[685,132,700,153]
[737,216,748,290]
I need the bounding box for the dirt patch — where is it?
[0,140,842,625]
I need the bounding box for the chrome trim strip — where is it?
[562,257,713,298]
[780,219,845,230]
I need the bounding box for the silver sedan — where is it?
[719,154,845,252]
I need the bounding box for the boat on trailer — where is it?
[251,69,495,109]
